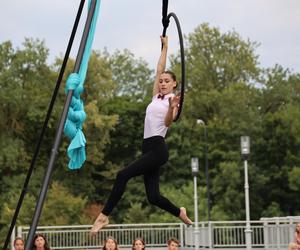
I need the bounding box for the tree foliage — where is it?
[1,23,300,243]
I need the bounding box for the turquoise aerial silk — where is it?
[64,0,101,170]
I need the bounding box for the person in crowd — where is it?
[102,236,119,250]
[294,222,300,245]
[14,237,25,250]
[167,237,180,250]
[132,237,146,250]
[31,233,51,250]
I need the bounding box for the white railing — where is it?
[15,217,299,249]
[184,221,265,248]
[17,223,183,249]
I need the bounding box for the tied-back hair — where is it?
[102,236,119,250]
[31,233,51,250]
[162,70,176,81]
[132,237,146,250]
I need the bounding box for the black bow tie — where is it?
[157,94,165,100]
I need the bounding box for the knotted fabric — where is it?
[64,0,101,169]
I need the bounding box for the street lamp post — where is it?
[191,157,200,250]
[240,136,252,250]
[197,119,211,221]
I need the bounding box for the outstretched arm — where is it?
[153,36,168,96]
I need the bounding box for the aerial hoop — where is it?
[161,6,185,122]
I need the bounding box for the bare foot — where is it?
[90,213,109,236]
[179,207,192,225]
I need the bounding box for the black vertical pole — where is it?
[24,1,97,249]
[2,1,85,249]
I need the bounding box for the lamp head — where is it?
[241,136,250,159]
[197,119,205,125]
[191,157,199,175]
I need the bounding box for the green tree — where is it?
[3,20,300,230]
[103,49,153,98]
[0,39,54,222]
[0,181,89,241]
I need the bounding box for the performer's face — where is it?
[159,73,177,95]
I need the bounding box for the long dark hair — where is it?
[131,237,145,250]
[31,233,51,250]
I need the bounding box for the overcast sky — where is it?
[1,0,300,72]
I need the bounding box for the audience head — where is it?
[32,233,51,250]
[132,237,145,250]
[102,236,119,250]
[14,237,25,250]
[167,237,180,250]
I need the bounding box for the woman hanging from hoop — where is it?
[91,36,192,235]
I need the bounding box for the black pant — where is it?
[102,136,180,217]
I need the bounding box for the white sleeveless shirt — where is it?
[143,93,174,139]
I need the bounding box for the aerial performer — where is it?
[90,35,192,235]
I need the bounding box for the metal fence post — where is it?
[289,218,294,243]
[180,223,184,247]
[276,218,280,250]
[208,221,213,249]
[10,227,15,250]
[263,221,269,250]
[17,226,22,237]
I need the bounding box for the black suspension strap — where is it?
[2,1,85,249]
[162,0,170,30]
[161,5,185,122]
